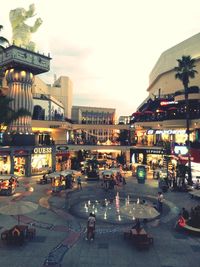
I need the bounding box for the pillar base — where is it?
[3,133,35,146]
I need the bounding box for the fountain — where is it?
[71,193,160,224]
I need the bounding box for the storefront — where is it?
[0,146,55,177]
[14,157,26,176]
[130,148,166,168]
[0,152,11,175]
[56,145,70,171]
[146,129,195,146]
[31,147,53,175]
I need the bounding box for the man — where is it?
[86,213,96,241]
[77,176,82,190]
[194,179,200,190]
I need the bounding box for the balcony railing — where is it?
[131,110,200,123]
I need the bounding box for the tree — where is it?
[175,55,198,185]
[0,25,30,137]
[0,25,9,50]
[0,89,31,134]
[0,25,9,86]
[117,130,130,145]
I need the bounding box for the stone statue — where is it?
[9,4,42,51]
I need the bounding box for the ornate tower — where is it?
[0,45,51,145]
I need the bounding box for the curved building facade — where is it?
[148,32,200,96]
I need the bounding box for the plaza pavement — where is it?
[0,174,200,267]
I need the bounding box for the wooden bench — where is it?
[124,228,154,249]
[134,234,152,249]
[123,230,132,240]
[26,228,36,240]
[1,225,36,245]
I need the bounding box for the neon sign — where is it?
[160,101,178,106]
[147,129,186,135]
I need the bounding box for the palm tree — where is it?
[0,26,30,137]
[0,89,31,134]
[0,25,9,86]
[174,55,198,185]
[0,25,9,50]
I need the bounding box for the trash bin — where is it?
[136,165,146,184]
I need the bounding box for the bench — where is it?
[124,228,154,249]
[189,190,200,198]
[123,230,132,240]
[183,224,200,234]
[1,225,36,245]
[134,234,152,249]
[26,228,36,240]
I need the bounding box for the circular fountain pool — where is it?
[70,192,161,224]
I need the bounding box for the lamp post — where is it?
[185,87,192,183]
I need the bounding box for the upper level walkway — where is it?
[32,120,130,131]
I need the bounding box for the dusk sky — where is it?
[1,0,200,117]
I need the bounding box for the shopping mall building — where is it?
[1,33,200,177]
[0,45,126,177]
[130,32,200,168]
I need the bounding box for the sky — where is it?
[1,0,200,117]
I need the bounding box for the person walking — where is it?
[77,176,82,190]
[157,191,164,213]
[86,213,96,241]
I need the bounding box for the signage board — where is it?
[160,101,178,106]
[147,129,186,135]
[174,146,188,155]
[56,145,69,152]
[33,147,52,154]
[131,148,165,155]
[136,165,146,184]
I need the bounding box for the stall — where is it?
[0,176,18,196]
[51,174,66,193]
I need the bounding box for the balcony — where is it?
[174,87,200,101]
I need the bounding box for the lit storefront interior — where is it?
[56,145,71,171]
[14,156,26,176]
[0,155,11,175]
[31,148,52,175]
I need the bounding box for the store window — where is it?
[31,153,52,174]
[0,155,11,175]
[14,157,26,176]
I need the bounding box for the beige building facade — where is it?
[33,75,73,119]
[148,32,200,97]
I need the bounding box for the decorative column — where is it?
[0,45,51,146]
[5,69,34,134]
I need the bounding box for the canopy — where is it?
[168,107,178,111]
[156,109,165,113]
[132,112,142,116]
[143,110,153,114]
[48,172,61,178]
[0,201,38,224]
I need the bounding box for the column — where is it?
[5,69,34,134]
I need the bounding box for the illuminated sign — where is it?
[33,147,52,154]
[160,101,178,106]
[147,129,186,135]
[56,145,69,152]
[147,129,154,135]
[146,149,165,155]
[136,165,146,183]
[131,148,165,154]
[174,146,188,155]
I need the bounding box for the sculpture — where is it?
[9,4,42,51]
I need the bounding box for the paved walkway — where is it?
[0,176,200,267]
